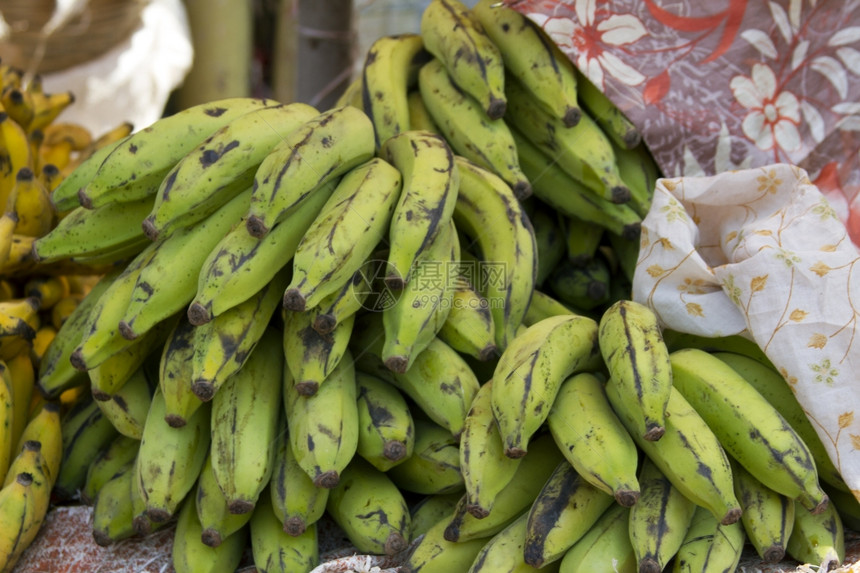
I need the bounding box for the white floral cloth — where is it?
[632,163,860,502]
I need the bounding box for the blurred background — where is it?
[0,0,479,136]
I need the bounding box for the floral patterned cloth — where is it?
[511,0,860,246]
[632,163,860,502]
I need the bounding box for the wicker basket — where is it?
[0,0,147,75]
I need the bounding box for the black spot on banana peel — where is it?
[245,215,269,238]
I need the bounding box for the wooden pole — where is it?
[295,0,355,110]
[175,0,254,109]
[271,0,299,104]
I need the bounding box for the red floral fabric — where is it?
[509,0,860,244]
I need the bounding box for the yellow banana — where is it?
[0,472,41,572]
[7,167,53,238]
[14,402,62,486]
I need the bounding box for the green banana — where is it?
[409,492,463,539]
[355,370,415,472]
[31,194,154,263]
[661,330,774,368]
[187,179,335,325]
[575,67,641,150]
[713,350,849,493]
[283,348,359,489]
[380,129,459,289]
[629,456,698,573]
[90,460,137,546]
[88,317,170,398]
[605,381,743,526]
[513,127,642,239]
[522,290,576,327]
[195,452,253,548]
[418,58,530,199]
[605,228,640,284]
[136,388,211,523]
[142,102,319,240]
[444,432,563,543]
[353,315,480,439]
[210,326,283,514]
[310,263,374,335]
[436,281,497,361]
[158,314,205,427]
[491,314,601,458]
[786,498,845,569]
[459,379,521,519]
[190,267,290,402]
[69,242,159,371]
[326,455,411,556]
[81,433,140,506]
[336,75,363,109]
[599,299,673,441]
[557,503,635,573]
[49,134,129,212]
[282,157,402,312]
[407,89,441,134]
[117,188,253,340]
[245,105,377,238]
[732,456,795,563]
[382,218,459,373]
[361,34,431,147]
[387,417,464,496]
[420,0,506,120]
[250,488,319,573]
[613,138,661,218]
[36,268,121,398]
[523,460,615,569]
[505,72,631,204]
[671,505,746,573]
[83,97,281,204]
[269,427,329,537]
[283,307,354,397]
[403,508,488,573]
[53,394,119,500]
[564,216,605,267]
[171,494,247,573]
[547,371,640,507]
[530,203,566,287]
[467,511,561,573]
[93,361,155,440]
[548,255,612,312]
[670,347,829,513]
[452,155,537,349]
[472,0,581,126]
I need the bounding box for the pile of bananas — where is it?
[0,0,855,572]
[0,59,142,571]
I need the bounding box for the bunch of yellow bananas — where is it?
[0,58,138,572]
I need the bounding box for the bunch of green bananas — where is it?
[8,0,855,572]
